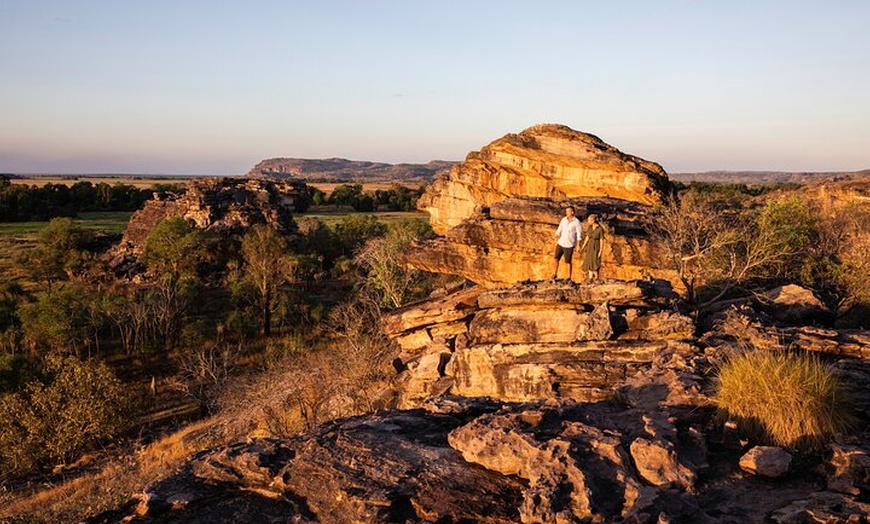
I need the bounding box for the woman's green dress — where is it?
[581,225,604,271]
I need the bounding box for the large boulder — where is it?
[406,124,680,287]
[384,280,695,409]
[405,196,681,287]
[418,124,671,235]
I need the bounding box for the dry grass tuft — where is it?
[715,350,856,451]
[0,418,223,522]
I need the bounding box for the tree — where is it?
[142,217,210,279]
[327,184,374,211]
[18,217,88,293]
[142,218,211,349]
[332,214,388,258]
[650,190,808,306]
[240,224,295,335]
[0,355,129,476]
[356,220,433,308]
[19,283,102,356]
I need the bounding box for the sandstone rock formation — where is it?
[91,393,714,524]
[120,177,303,254]
[405,125,679,287]
[418,124,671,234]
[384,279,694,409]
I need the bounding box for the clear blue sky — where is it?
[1,0,868,175]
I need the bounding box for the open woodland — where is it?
[1,165,869,521]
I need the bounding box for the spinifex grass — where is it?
[715,350,855,451]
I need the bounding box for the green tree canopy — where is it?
[142,217,211,279]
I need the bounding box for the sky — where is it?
[1,1,868,176]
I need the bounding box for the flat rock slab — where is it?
[478,279,678,309]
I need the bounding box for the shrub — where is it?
[714,350,855,451]
[0,355,130,477]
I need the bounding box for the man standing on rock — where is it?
[552,205,582,280]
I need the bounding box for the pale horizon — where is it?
[2,1,868,176]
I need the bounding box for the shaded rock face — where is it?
[92,393,714,524]
[407,125,678,287]
[120,177,302,255]
[384,280,695,409]
[418,124,671,235]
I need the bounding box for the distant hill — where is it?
[246,158,455,182]
[670,169,870,185]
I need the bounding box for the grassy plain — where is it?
[298,210,428,228]
[0,212,133,285]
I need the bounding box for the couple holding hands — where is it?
[552,206,604,283]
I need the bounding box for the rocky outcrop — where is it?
[92,387,716,524]
[405,197,681,287]
[119,177,303,254]
[384,279,694,409]
[418,124,671,235]
[405,125,679,287]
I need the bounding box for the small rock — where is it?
[756,284,828,324]
[739,446,792,479]
[826,443,870,496]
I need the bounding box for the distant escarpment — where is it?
[246,157,454,182]
[406,124,678,287]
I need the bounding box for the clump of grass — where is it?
[715,350,855,451]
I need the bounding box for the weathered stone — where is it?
[826,443,870,496]
[739,446,792,479]
[418,124,671,235]
[449,404,634,522]
[613,309,695,341]
[395,351,452,409]
[769,491,870,523]
[574,303,614,341]
[705,305,870,359]
[477,278,678,309]
[121,177,301,254]
[404,203,681,288]
[381,286,480,336]
[757,284,829,324]
[469,307,601,344]
[630,437,696,489]
[445,341,671,403]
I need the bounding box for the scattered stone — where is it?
[757,284,829,324]
[826,442,870,496]
[630,437,696,489]
[739,446,792,479]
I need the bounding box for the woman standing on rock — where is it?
[579,214,604,283]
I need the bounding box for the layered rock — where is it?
[406,197,680,287]
[93,393,714,524]
[120,177,304,255]
[407,125,679,287]
[418,124,671,234]
[384,279,694,409]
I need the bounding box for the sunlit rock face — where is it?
[408,124,679,288]
[383,279,695,409]
[418,123,671,235]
